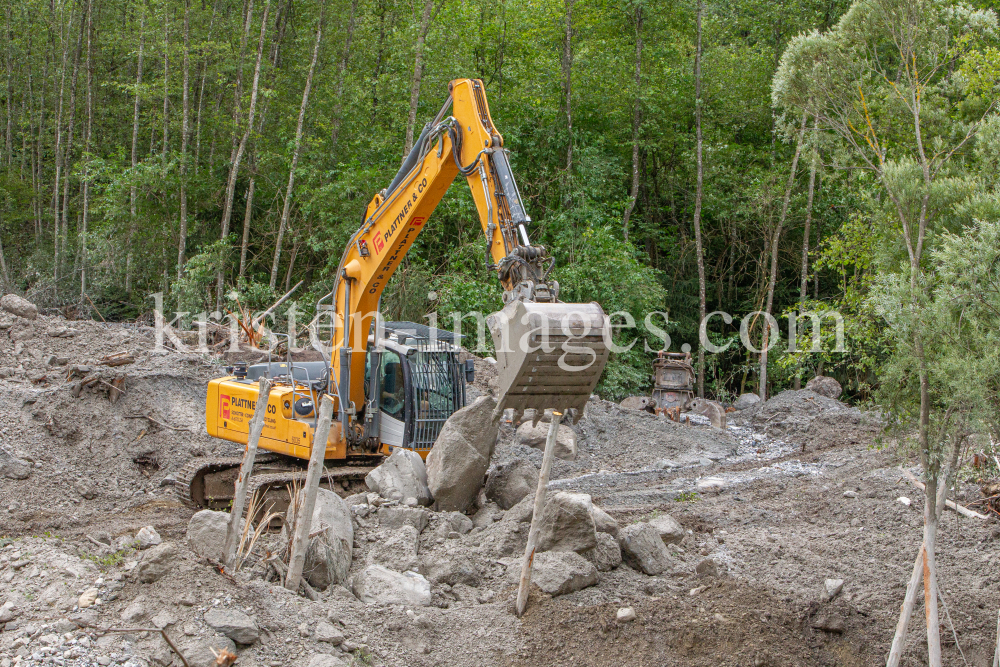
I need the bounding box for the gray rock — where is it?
[619,396,652,411]
[582,532,622,572]
[422,554,480,587]
[377,505,429,532]
[591,505,619,537]
[0,447,31,481]
[314,620,345,645]
[366,448,432,506]
[352,565,432,606]
[426,396,498,512]
[733,393,762,410]
[811,612,846,633]
[695,558,719,577]
[537,492,597,553]
[298,489,354,589]
[824,578,844,600]
[178,635,237,667]
[0,294,37,320]
[514,421,577,460]
[120,598,147,623]
[807,375,843,399]
[441,511,474,535]
[618,523,671,575]
[522,551,598,597]
[135,526,161,549]
[136,542,176,583]
[0,600,18,623]
[204,608,259,644]
[484,459,538,510]
[186,510,229,561]
[366,525,420,572]
[648,514,684,545]
[307,655,350,667]
[504,495,535,524]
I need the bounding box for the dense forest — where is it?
[0,0,997,412]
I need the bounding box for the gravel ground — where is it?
[0,312,996,667]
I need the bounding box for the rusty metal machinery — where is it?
[650,351,695,412]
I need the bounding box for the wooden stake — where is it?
[516,410,562,617]
[222,377,272,569]
[992,603,999,667]
[886,543,924,667]
[924,519,942,667]
[285,394,334,592]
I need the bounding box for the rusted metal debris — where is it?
[651,350,695,412]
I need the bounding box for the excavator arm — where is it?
[325,78,608,447]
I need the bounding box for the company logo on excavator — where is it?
[220,395,230,419]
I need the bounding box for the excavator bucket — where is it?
[487,301,610,423]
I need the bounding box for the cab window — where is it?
[380,351,405,420]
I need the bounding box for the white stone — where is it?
[897,497,911,507]
[617,607,636,622]
[135,526,161,550]
[824,578,844,600]
[365,449,432,506]
[77,588,98,609]
[352,566,432,606]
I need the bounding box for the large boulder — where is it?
[484,459,538,510]
[377,505,429,532]
[0,446,31,480]
[514,421,577,460]
[537,492,597,553]
[178,635,237,667]
[591,505,619,538]
[366,525,420,572]
[365,448,432,506]
[517,551,598,597]
[426,396,499,512]
[352,565,432,606]
[0,294,37,320]
[806,375,843,399]
[186,510,229,561]
[422,554,480,587]
[648,514,684,545]
[136,542,177,583]
[582,532,622,572]
[204,608,259,644]
[732,393,762,410]
[298,489,354,589]
[618,522,672,575]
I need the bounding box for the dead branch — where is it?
[124,414,192,432]
[900,468,988,519]
[96,627,189,667]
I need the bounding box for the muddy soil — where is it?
[0,314,997,667]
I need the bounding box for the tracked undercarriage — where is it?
[173,454,377,520]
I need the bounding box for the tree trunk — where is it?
[758,112,808,400]
[795,115,819,389]
[126,3,145,296]
[238,174,255,279]
[193,0,220,177]
[57,7,86,286]
[50,2,74,262]
[371,0,388,122]
[177,0,190,280]
[4,4,12,170]
[621,3,643,241]
[80,0,93,298]
[693,0,706,398]
[161,3,169,170]
[562,0,574,203]
[217,0,269,309]
[404,0,436,156]
[271,0,325,289]
[329,0,357,152]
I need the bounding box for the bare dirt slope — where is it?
[0,314,996,667]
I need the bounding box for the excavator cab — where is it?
[364,321,469,457]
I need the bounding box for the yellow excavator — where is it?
[178,79,609,510]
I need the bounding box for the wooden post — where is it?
[992,603,1000,667]
[886,543,924,667]
[223,377,272,570]
[285,394,334,592]
[516,410,562,617]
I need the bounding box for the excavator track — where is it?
[172,453,375,520]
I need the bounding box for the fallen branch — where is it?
[900,469,987,519]
[252,280,304,328]
[95,627,189,667]
[124,414,192,432]
[83,293,106,323]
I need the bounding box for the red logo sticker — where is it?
[220,395,231,420]
[374,235,385,254]
[411,217,426,227]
